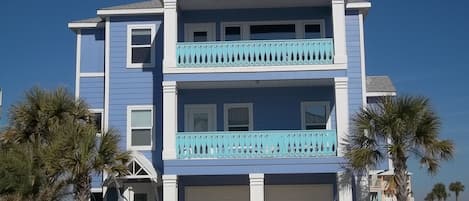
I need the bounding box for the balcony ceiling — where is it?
[180,0,331,10]
[177,79,334,89]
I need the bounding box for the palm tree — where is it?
[425,192,436,201]
[0,87,129,201]
[449,181,464,201]
[432,183,450,201]
[346,96,455,201]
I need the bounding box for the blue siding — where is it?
[80,77,104,109]
[179,7,333,41]
[345,12,364,120]
[80,29,104,73]
[178,87,336,131]
[164,70,347,82]
[91,172,102,189]
[165,157,345,175]
[108,16,164,171]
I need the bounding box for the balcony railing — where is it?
[176,38,334,68]
[176,130,337,159]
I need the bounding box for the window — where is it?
[184,104,217,132]
[184,23,216,42]
[127,24,156,68]
[134,193,148,201]
[224,103,253,131]
[90,109,104,135]
[301,102,330,130]
[224,26,242,41]
[250,24,296,40]
[304,24,322,39]
[127,105,154,150]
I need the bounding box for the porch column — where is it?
[334,77,348,157]
[163,0,178,71]
[337,172,353,201]
[123,186,135,201]
[249,173,264,201]
[163,175,178,201]
[332,0,347,64]
[163,81,178,160]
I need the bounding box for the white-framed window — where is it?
[184,23,216,42]
[127,24,156,68]
[301,101,331,130]
[184,104,217,132]
[127,105,154,150]
[89,109,104,136]
[224,103,253,131]
[221,20,325,41]
[134,193,148,201]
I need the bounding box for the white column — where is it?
[123,186,135,201]
[163,175,178,201]
[337,172,353,201]
[332,0,347,64]
[249,173,264,201]
[163,0,178,71]
[334,77,349,157]
[163,81,178,160]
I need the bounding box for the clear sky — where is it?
[0,0,468,200]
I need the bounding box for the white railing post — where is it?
[249,173,265,201]
[332,0,347,64]
[163,0,178,72]
[163,81,178,160]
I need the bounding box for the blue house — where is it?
[68,0,395,200]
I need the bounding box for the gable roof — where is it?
[366,76,396,95]
[99,0,163,10]
[69,17,103,24]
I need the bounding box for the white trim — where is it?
[75,31,82,100]
[249,173,265,201]
[332,0,347,64]
[334,77,348,157]
[162,81,178,160]
[97,8,164,16]
[346,2,372,9]
[91,188,103,193]
[90,108,104,136]
[184,104,217,132]
[127,105,155,151]
[224,103,253,131]
[184,23,216,42]
[366,92,397,97]
[127,24,157,68]
[80,72,105,77]
[300,101,331,130]
[68,22,100,29]
[220,19,326,41]
[104,18,110,132]
[164,63,347,74]
[359,13,367,107]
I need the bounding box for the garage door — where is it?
[266,185,333,201]
[185,186,249,201]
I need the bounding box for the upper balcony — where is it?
[163,0,350,76]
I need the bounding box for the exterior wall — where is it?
[80,29,104,73]
[108,15,164,171]
[345,10,364,119]
[80,77,104,109]
[178,7,333,41]
[178,86,336,131]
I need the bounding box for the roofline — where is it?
[97,8,164,16]
[68,22,103,29]
[366,91,397,97]
[346,2,371,9]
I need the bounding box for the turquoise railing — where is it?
[176,38,334,67]
[176,130,336,159]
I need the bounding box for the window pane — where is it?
[305,24,321,39]
[228,107,249,126]
[92,112,102,132]
[131,110,152,127]
[134,193,148,201]
[225,26,241,41]
[131,129,152,146]
[228,126,249,131]
[193,113,209,132]
[132,47,151,64]
[306,125,327,130]
[250,24,296,40]
[193,31,208,42]
[132,29,152,45]
[305,104,327,124]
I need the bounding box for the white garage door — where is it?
[185,186,250,201]
[266,185,333,201]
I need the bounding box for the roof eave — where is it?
[97,8,164,16]
[346,2,371,15]
[366,91,397,97]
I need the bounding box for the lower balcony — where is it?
[176,130,337,159]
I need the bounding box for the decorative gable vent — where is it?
[127,160,150,177]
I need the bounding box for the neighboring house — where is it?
[68,0,393,201]
[369,170,415,201]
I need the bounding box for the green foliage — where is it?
[345,96,455,201]
[0,87,129,201]
[432,183,450,201]
[449,181,464,201]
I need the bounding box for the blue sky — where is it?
[0,0,468,200]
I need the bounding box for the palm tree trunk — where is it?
[74,174,91,201]
[393,159,408,201]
